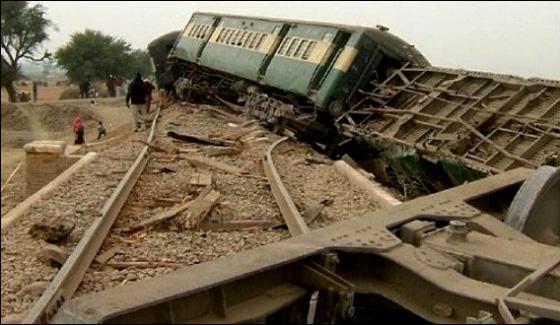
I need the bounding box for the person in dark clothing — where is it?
[32,81,38,102]
[79,81,91,99]
[126,73,147,131]
[144,79,155,114]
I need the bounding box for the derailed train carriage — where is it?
[148,12,559,196]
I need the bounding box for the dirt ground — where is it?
[1,97,134,185]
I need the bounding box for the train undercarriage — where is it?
[168,61,560,198]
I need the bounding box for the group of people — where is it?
[106,75,126,97]
[72,72,158,144]
[125,73,155,132]
[72,117,106,145]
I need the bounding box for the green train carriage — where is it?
[151,12,428,117]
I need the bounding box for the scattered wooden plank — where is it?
[167,131,235,147]
[180,189,221,230]
[221,125,260,141]
[94,247,120,264]
[305,156,331,165]
[1,161,22,194]
[302,199,333,223]
[155,197,183,204]
[177,148,200,154]
[184,155,244,174]
[121,200,195,234]
[205,146,242,157]
[189,172,212,186]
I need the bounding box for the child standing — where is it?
[97,121,107,140]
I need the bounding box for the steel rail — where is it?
[262,137,309,236]
[23,106,162,324]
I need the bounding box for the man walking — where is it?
[125,73,147,132]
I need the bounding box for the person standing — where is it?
[144,78,155,114]
[97,121,107,140]
[73,116,85,145]
[106,75,116,97]
[126,73,147,132]
[80,80,90,99]
[32,81,38,102]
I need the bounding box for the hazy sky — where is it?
[34,1,560,79]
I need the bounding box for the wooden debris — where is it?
[204,146,242,157]
[94,247,120,264]
[199,220,280,231]
[121,200,196,234]
[221,125,260,141]
[167,131,235,147]
[302,199,334,223]
[154,197,183,204]
[38,243,68,266]
[184,155,244,175]
[1,161,22,194]
[179,189,221,230]
[305,156,331,165]
[29,221,75,243]
[16,281,49,298]
[189,172,212,186]
[177,148,200,154]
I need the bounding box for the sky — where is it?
[33,1,560,80]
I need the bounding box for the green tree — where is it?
[128,49,152,79]
[1,1,53,102]
[55,30,153,87]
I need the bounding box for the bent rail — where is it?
[262,137,309,236]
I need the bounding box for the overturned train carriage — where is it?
[148,12,559,196]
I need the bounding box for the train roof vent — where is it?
[376,24,389,32]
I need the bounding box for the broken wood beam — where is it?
[1,161,22,194]
[334,160,401,209]
[180,189,220,230]
[120,200,196,234]
[167,131,235,147]
[94,247,120,264]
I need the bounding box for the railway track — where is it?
[2,102,387,323]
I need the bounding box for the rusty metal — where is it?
[53,168,560,324]
[346,66,560,174]
[23,106,162,324]
[263,137,309,236]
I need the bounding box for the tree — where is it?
[1,1,53,102]
[56,30,152,87]
[128,49,153,79]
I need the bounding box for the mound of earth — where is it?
[1,103,31,131]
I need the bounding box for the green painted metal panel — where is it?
[440,158,486,186]
[312,68,346,108]
[262,57,319,95]
[199,43,266,81]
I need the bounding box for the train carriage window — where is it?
[238,31,248,46]
[232,30,242,45]
[246,32,256,48]
[249,33,260,49]
[196,25,205,39]
[216,28,226,43]
[189,25,199,37]
[243,32,254,47]
[294,39,308,58]
[223,29,233,44]
[285,38,299,57]
[272,26,281,35]
[185,24,194,37]
[255,33,266,50]
[302,41,316,60]
[226,29,236,44]
[277,37,291,55]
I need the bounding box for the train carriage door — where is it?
[257,24,289,80]
[309,31,351,92]
[195,17,221,63]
